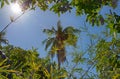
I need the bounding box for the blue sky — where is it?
[0,4,85,58]
[0,3,105,75]
[0,2,120,58]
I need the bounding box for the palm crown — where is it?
[43,21,80,69]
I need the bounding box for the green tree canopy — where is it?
[43,21,80,69]
[0,0,119,34]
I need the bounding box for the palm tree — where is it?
[0,32,8,45]
[0,32,8,59]
[43,21,80,69]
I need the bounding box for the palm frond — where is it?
[44,37,55,50]
[48,50,55,59]
[65,34,78,47]
[0,39,8,44]
[62,26,80,47]
[63,26,81,34]
[42,38,48,44]
[43,28,56,36]
[52,26,57,33]
[0,32,8,44]
[49,39,58,58]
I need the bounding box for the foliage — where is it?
[0,0,120,79]
[65,27,120,79]
[0,32,8,45]
[0,58,17,79]
[0,0,9,8]
[95,38,120,79]
[0,45,67,79]
[0,0,119,28]
[106,11,120,34]
[43,20,80,69]
[1,45,46,79]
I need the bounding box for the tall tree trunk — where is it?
[57,48,66,70]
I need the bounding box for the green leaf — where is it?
[0,59,8,66]
[43,28,55,36]
[1,0,4,8]
[44,38,55,50]
[5,0,9,5]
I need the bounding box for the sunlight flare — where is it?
[11,3,21,14]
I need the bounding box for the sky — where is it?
[0,3,106,76]
[0,4,86,58]
[0,1,120,61]
[0,2,119,58]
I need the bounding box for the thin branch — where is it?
[0,12,25,33]
[80,63,96,79]
[67,51,88,78]
[68,62,79,78]
[0,4,37,33]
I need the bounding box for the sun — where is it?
[11,3,22,14]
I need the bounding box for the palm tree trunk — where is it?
[57,47,66,70]
[57,50,61,70]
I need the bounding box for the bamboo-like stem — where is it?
[0,12,25,33]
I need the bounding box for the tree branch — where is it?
[0,12,25,33]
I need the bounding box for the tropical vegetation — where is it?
[0,0,120,79]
